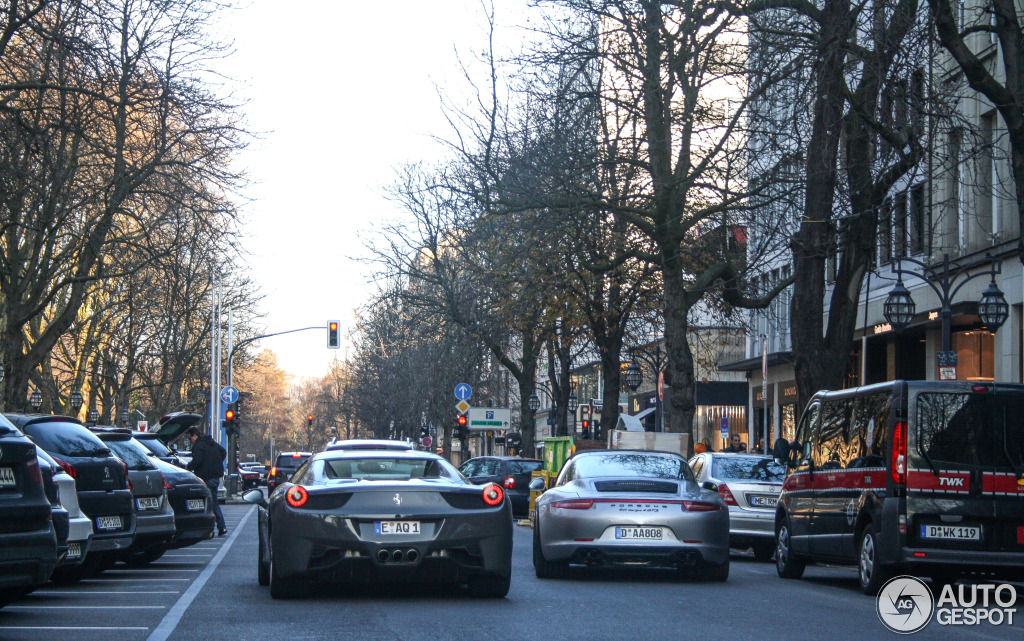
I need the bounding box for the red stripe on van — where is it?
[906,470,970,492]
[982,473,1024,495]
[812,468,887,491]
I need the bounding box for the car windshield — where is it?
[712,456,786,482]
[308,457,461,483]
[25,422,110,458]
[138,437,173,458]
[106,439,157,471]
[573,453,694,481]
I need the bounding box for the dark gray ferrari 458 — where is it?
[243,449,513,599]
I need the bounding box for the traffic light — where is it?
[420,425,429,438]
[593,419,601,440]
[582,419,590,439]
[307,414,313,427]
[456,415,468,440]
[327,320,340,349]
[223,405,238,435]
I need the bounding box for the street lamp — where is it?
[69,390,83,413]
[120,407,130,427]
[624,343,667,431]
[883,253,1008,353]
[87,409,99,424]
[30,389,42,411]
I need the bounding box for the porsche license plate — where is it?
[0,467,15,488]
[749,495,778,508]
[375,521,421,535]
[186,499,206,511]
[921,524,981,541]
[67,542,82,559]
[615,526,663,540]
[96,515,122,531]
[136,497,160,510]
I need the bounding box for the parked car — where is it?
[35,453,70,567]
[324,439,414,452]
[149,456,216,549]
[240,462,268,485]
[238,464,261,490]
[36,448,92,568]
[266,452,313,493]
[7,413,135,581]
[133,430,188,468]
[0,417,59,605]
[688,452,785,561]
[775,380,1024,595]
[243,448,513,599]
[533,449,729,581]
[146,411,203,467]
[459,456,544,519]
[92,427,176,566]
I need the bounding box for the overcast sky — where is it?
[218,0,531,379]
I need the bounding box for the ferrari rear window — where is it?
[318,457,460,482]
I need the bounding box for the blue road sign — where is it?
[720,416,729,439]
[454,383,473,401]
[220,386,238,404]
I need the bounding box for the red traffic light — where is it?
[225,409,236,421]
[582,420,589,428]
[457,415,467,426]
[327,320,340,349]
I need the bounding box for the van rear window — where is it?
[916,392,1024,472]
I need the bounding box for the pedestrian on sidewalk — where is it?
[187,426,228,536]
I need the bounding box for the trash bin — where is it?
[528,470,548,523]
[542,436,574,476]
[226,473,240,496]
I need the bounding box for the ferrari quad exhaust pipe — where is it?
[377,549,390,562]
[391,549,404,562]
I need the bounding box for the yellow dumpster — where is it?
[543,436,574,476]
[528,469,548,524]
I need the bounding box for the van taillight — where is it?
[891,421,907,486]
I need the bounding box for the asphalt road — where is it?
[1,504,1020,641]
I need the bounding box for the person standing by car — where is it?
[186,427,227,536]
[723,433,744,453]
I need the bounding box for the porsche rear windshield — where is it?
[302,457,461,483]
[916,392,1024,473]
[574,453,694,481]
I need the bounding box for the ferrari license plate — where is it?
[615,526,663,540]
[375,521,421,535]
[186,499,205,511]
[136,497,160,510]
[96,515,122,531]
[749,495,778,508]
[67,542,82,559]
[921,524,981,541]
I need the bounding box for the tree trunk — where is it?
[662,262,697,453]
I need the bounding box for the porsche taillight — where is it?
[482,484,504,506]
[683,501,722,512]
[551,499,594,510]
[285,485,308,507]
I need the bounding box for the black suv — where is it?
[0,416,58,605]
[93,428,176,566]
[459,456,544,519]
[7,414,135,579]
[267,452,312,493]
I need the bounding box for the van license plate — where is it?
[96,516,122,531]
[749,495,778,508]
[921,524,980,541]
[616,527,663,540]
[136,497,160,510]
[186,499,205,511]
[375,521,421,535]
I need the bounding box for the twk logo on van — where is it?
[939,477,965,487]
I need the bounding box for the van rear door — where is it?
[909,385,1024,555]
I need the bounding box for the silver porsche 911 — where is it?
[533,449,730,581]
[243,448,513,599]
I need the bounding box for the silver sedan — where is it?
[688,452,785,561]
[533,450,730,581]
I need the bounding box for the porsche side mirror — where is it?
[529,477,546,492]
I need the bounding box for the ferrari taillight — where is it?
[285,485,308,507]
[503,476,516,489]
[482,484,504,506]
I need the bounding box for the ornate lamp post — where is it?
[624,344,668,431]
[69,390,83,416]
[883,254,1008,355]
[30,389,42,411]
[87,409,99,424]
[120,407,130,428]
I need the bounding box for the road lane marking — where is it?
[4,605,165,609]
[147,505,254,641]
[39,591,180,595]
[0,627,150,631]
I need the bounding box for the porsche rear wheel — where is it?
[469,572,511,598]
[532,518,568,579]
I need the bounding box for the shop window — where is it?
[952,330,994,381]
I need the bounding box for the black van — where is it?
[774,380,1024,594]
